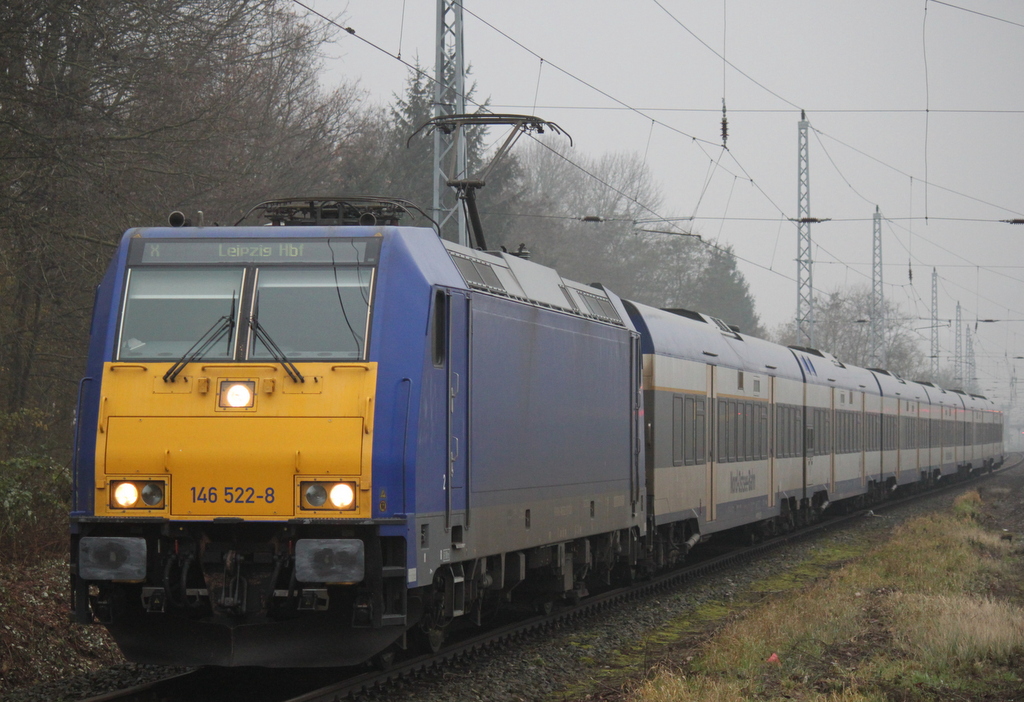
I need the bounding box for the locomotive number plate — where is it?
[189,486,276,505]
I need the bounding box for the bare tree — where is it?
[0,0,369,455]
[502,139,761,334]
[771,286,927,379]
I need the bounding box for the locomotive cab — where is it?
[71,208,413,666]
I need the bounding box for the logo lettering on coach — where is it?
[729,470,756,494]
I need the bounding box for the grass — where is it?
[627,490,1024,702]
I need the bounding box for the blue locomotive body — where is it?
[71,218,644,666]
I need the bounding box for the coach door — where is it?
[446,291,470,534]
[768,376,776,508]
[708,366,716,523]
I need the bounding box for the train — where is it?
[70,197,1004,667]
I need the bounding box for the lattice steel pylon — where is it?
[931,268,939,377]
[870,206,885,368]
[954,302,963,387]
[433,0,468,245]
[965,325,975,392]
[796,111,814,346]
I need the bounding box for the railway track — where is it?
[79,456,1021,702]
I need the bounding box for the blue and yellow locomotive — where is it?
[70,199,645,666]
[71,197,1004,668]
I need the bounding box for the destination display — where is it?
[128,237,380,265]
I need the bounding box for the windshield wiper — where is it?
[163,317,234,383]
[248,315,304,384]
[163,292,236,383]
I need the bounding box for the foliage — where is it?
[336,61,510,235]
[0,455,70,563]
[501,140,763,335]
[0,0,367,455]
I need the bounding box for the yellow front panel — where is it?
[95,362,376,520]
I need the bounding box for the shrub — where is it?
[0,456,71,564]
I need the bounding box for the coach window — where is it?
[718,400,729,462]
[752,404,760,460]
[775,406,783,458]
[695,399,706,465]
[749,405,757,464]
[783,407,790,457]
[683,397,695,466]
[791,408,799,457]
[736,402,745,461]
[672,395,684,466]
[781,406,790,458]
[733,402,742,462]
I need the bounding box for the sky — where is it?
[297,0,1024,415]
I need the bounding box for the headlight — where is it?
[141,482,164,506]
[329,483,355,509]
[219,380,256,409]
[113,482,139,508]
[300,481,357,511]
[110,481,166,510]
[305,483,327,507]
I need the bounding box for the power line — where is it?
[300,0,1024,360]
[489,105,1024,115]
[648,0,800,110]
[929,0,1024,30]
[812,127,1024,219]
[455,2,720,149]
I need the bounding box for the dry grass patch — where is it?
[691,576,865,679]
[627,490,1024,702]
[888,592,1024,668]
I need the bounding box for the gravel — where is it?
[5,463,1020,702]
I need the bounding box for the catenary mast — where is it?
[931,268,940,377]
[433,0,469,245]
[870,206,885,368]
[796,111,815,347]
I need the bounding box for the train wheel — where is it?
[412,625,446,654]
[373,648,397,670]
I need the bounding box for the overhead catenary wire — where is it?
[295,0,1023,382]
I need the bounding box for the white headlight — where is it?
[224,383,253,408]
[329,483,355,508]
[113,482,139,508]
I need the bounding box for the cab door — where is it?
[446,291,470,532]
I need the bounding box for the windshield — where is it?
[118,268,242,360]
[250,267,372,360]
